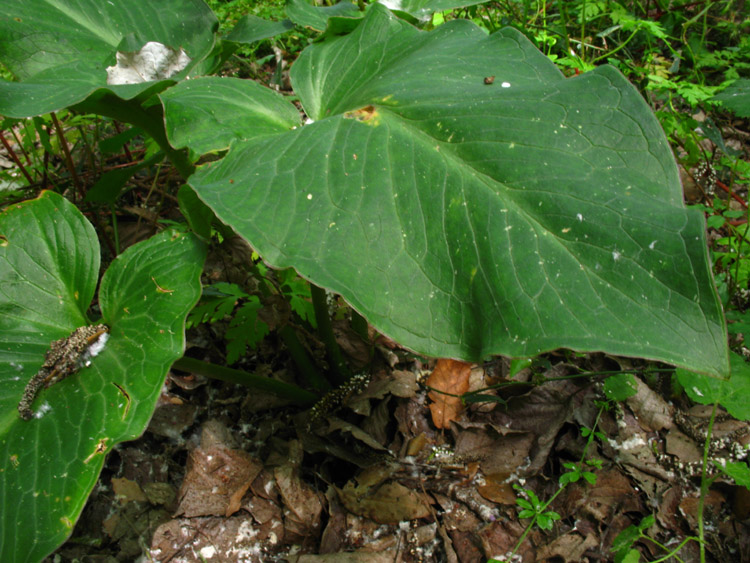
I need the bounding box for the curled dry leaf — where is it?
[175,446,262,518]
[427,359,472,429]
[626,376,673,431]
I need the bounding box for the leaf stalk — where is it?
[173,356,318,406]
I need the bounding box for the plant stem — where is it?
[310,284,350,385]
[249,262,330,392]
[697,402,718,563]
[642,534,691,563]
[278,324,331,392]
[509,485,565,558]
[72,94,194,179]
[0,130,33,184]
[50,112,85,201]
[590,28,639,63]
[173,356,319,406]
[508,514,535,558]
[110,204,120,255]
[351,308,370,342]
[580,0,587,62]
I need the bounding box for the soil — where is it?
[45,330,750,562]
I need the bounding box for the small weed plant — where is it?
[492,391,610,563]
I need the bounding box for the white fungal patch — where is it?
[612,250,621,261]
[501,82,511,88]
[236,519,258,542]
[649,240,657,249]
[34,402,52,418]
[618,435,647,450]
[106,42,190,85]
[81,332,109,367]
[87,332,109,358]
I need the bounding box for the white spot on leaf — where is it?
[107,42,191,85]
[34,402,52,419]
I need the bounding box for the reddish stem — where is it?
[715,178,748,209]
[50,112,85,201]
[112,121,134,162]
[0,129,34,184]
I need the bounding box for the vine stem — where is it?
[173,356,319,406]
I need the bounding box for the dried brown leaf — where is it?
[453,422,534,475]
[477,473,516,505]
[537,532,598,563]
[176,446,262,517]
[151,515,283,561]
[427,359,472,429]
[626,376,673,431]
[561,469,641,522]
[336,480,431,524]
[297,553,397,562]
[275,463,324,533]
[111,477,148,504]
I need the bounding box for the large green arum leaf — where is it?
[0,192,205,562]
[0,0,218,117]
[184,4,728,377]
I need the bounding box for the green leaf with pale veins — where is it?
[185,5,728,377]
[0,192,205,562]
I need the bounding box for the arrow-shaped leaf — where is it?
[184,5,727,377]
